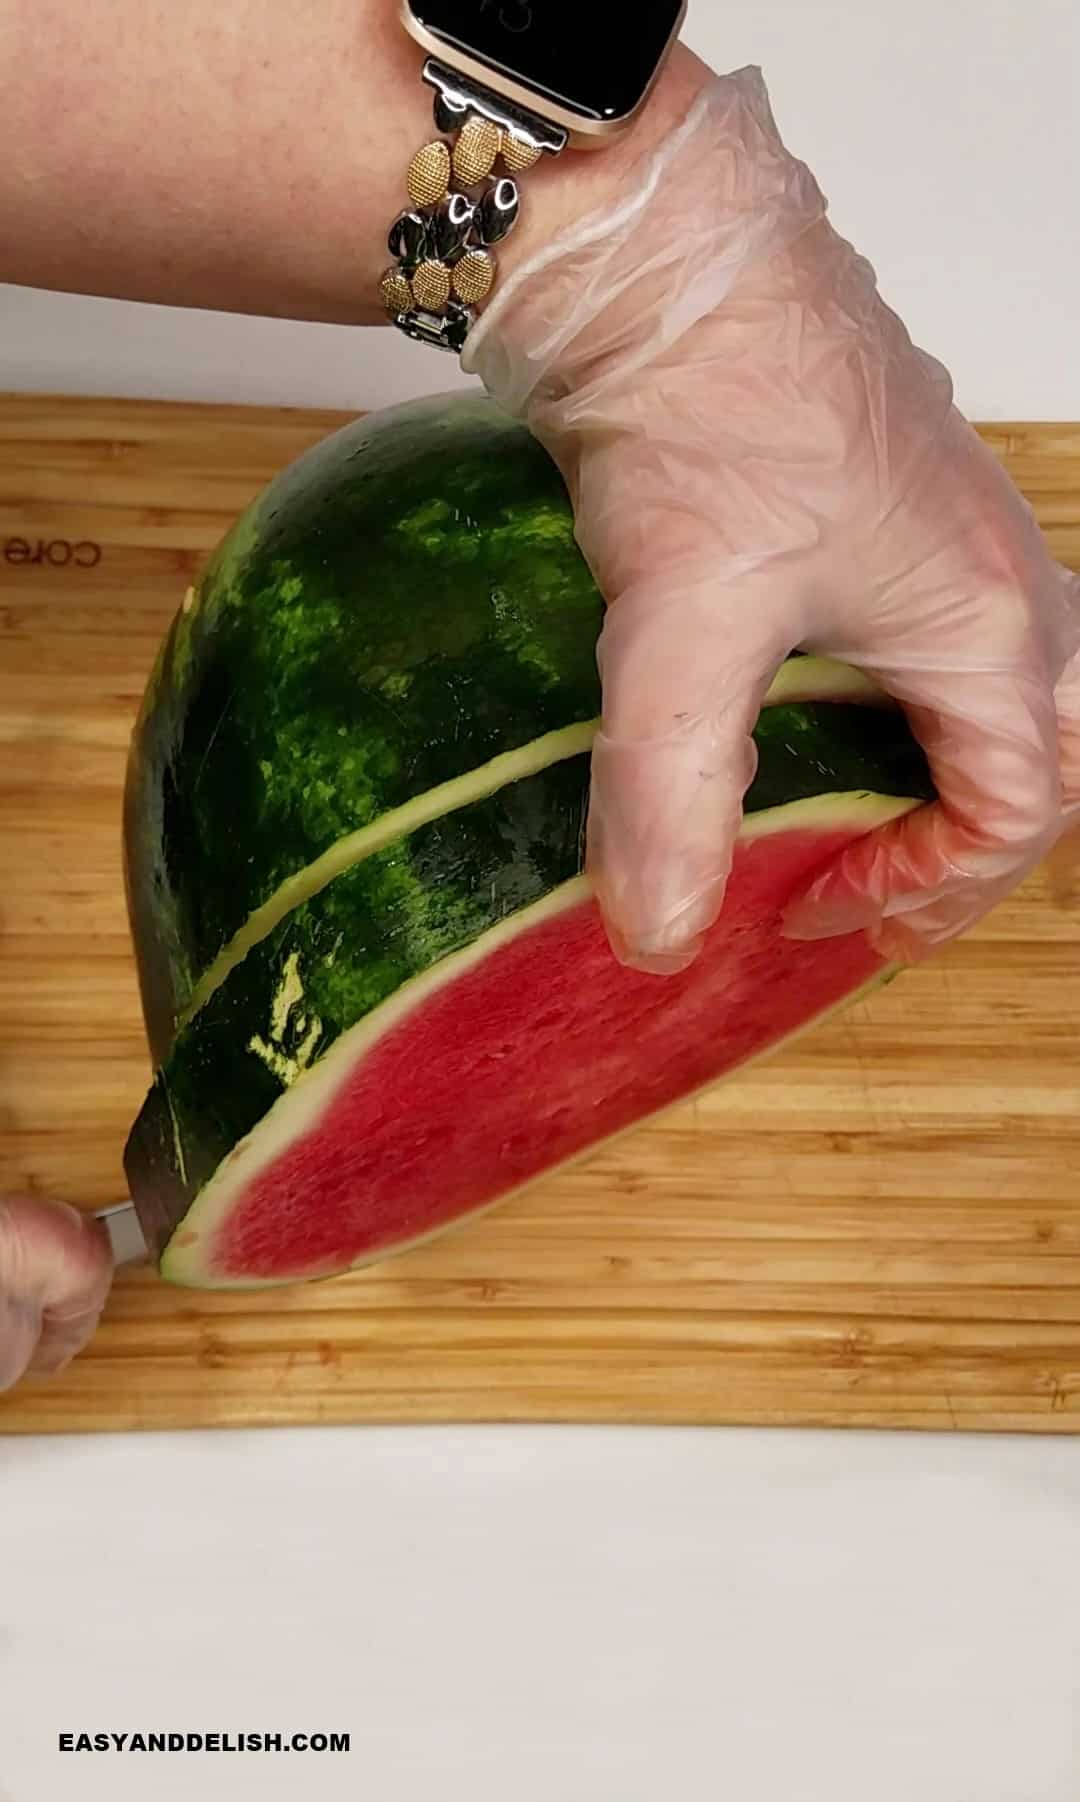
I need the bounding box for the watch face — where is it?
[407,1,683,124]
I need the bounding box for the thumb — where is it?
[587,566,797,973]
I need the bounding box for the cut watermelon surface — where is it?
[157,798,911,1288]
[123,394,935,1289]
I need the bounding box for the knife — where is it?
[95,1201,151,1267]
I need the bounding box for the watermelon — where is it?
[123,394,933,1289]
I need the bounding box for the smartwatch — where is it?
[384,0,686,351]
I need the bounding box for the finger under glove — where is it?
[587,567,797,971]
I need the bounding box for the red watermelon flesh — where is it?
[163,798,905,1288]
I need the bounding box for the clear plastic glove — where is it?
[465,61,1080,972]
[0,1195,112,1391]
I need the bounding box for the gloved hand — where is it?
[0,1195,112,1391]
[466,59,1080,972]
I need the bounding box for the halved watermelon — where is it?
[123,395,933,1289]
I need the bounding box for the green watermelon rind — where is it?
[175,655,891,1032]
[124,395,609,1057]
[177,718,595,1030]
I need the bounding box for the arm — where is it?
[0,0,702,322]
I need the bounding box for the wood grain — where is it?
[1,395,1079,1436]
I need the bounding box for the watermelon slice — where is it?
[123,395,933,1289]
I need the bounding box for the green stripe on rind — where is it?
[125,694,932,1268]
[156,792,919,1290]
[179,718,597,1030]
[176,658,890,1029]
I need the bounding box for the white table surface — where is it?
[4,1428,1080,1801]
[3,5,1080,1797]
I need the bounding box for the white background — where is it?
[4,4,1080,1799]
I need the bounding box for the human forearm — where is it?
[0,0,703,324]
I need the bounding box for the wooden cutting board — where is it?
[1,394,1079,1436]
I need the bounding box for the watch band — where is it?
[381,59,568,353]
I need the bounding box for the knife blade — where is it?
[95,1201,151,1267]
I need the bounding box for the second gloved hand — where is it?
[465,57,1080,972]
